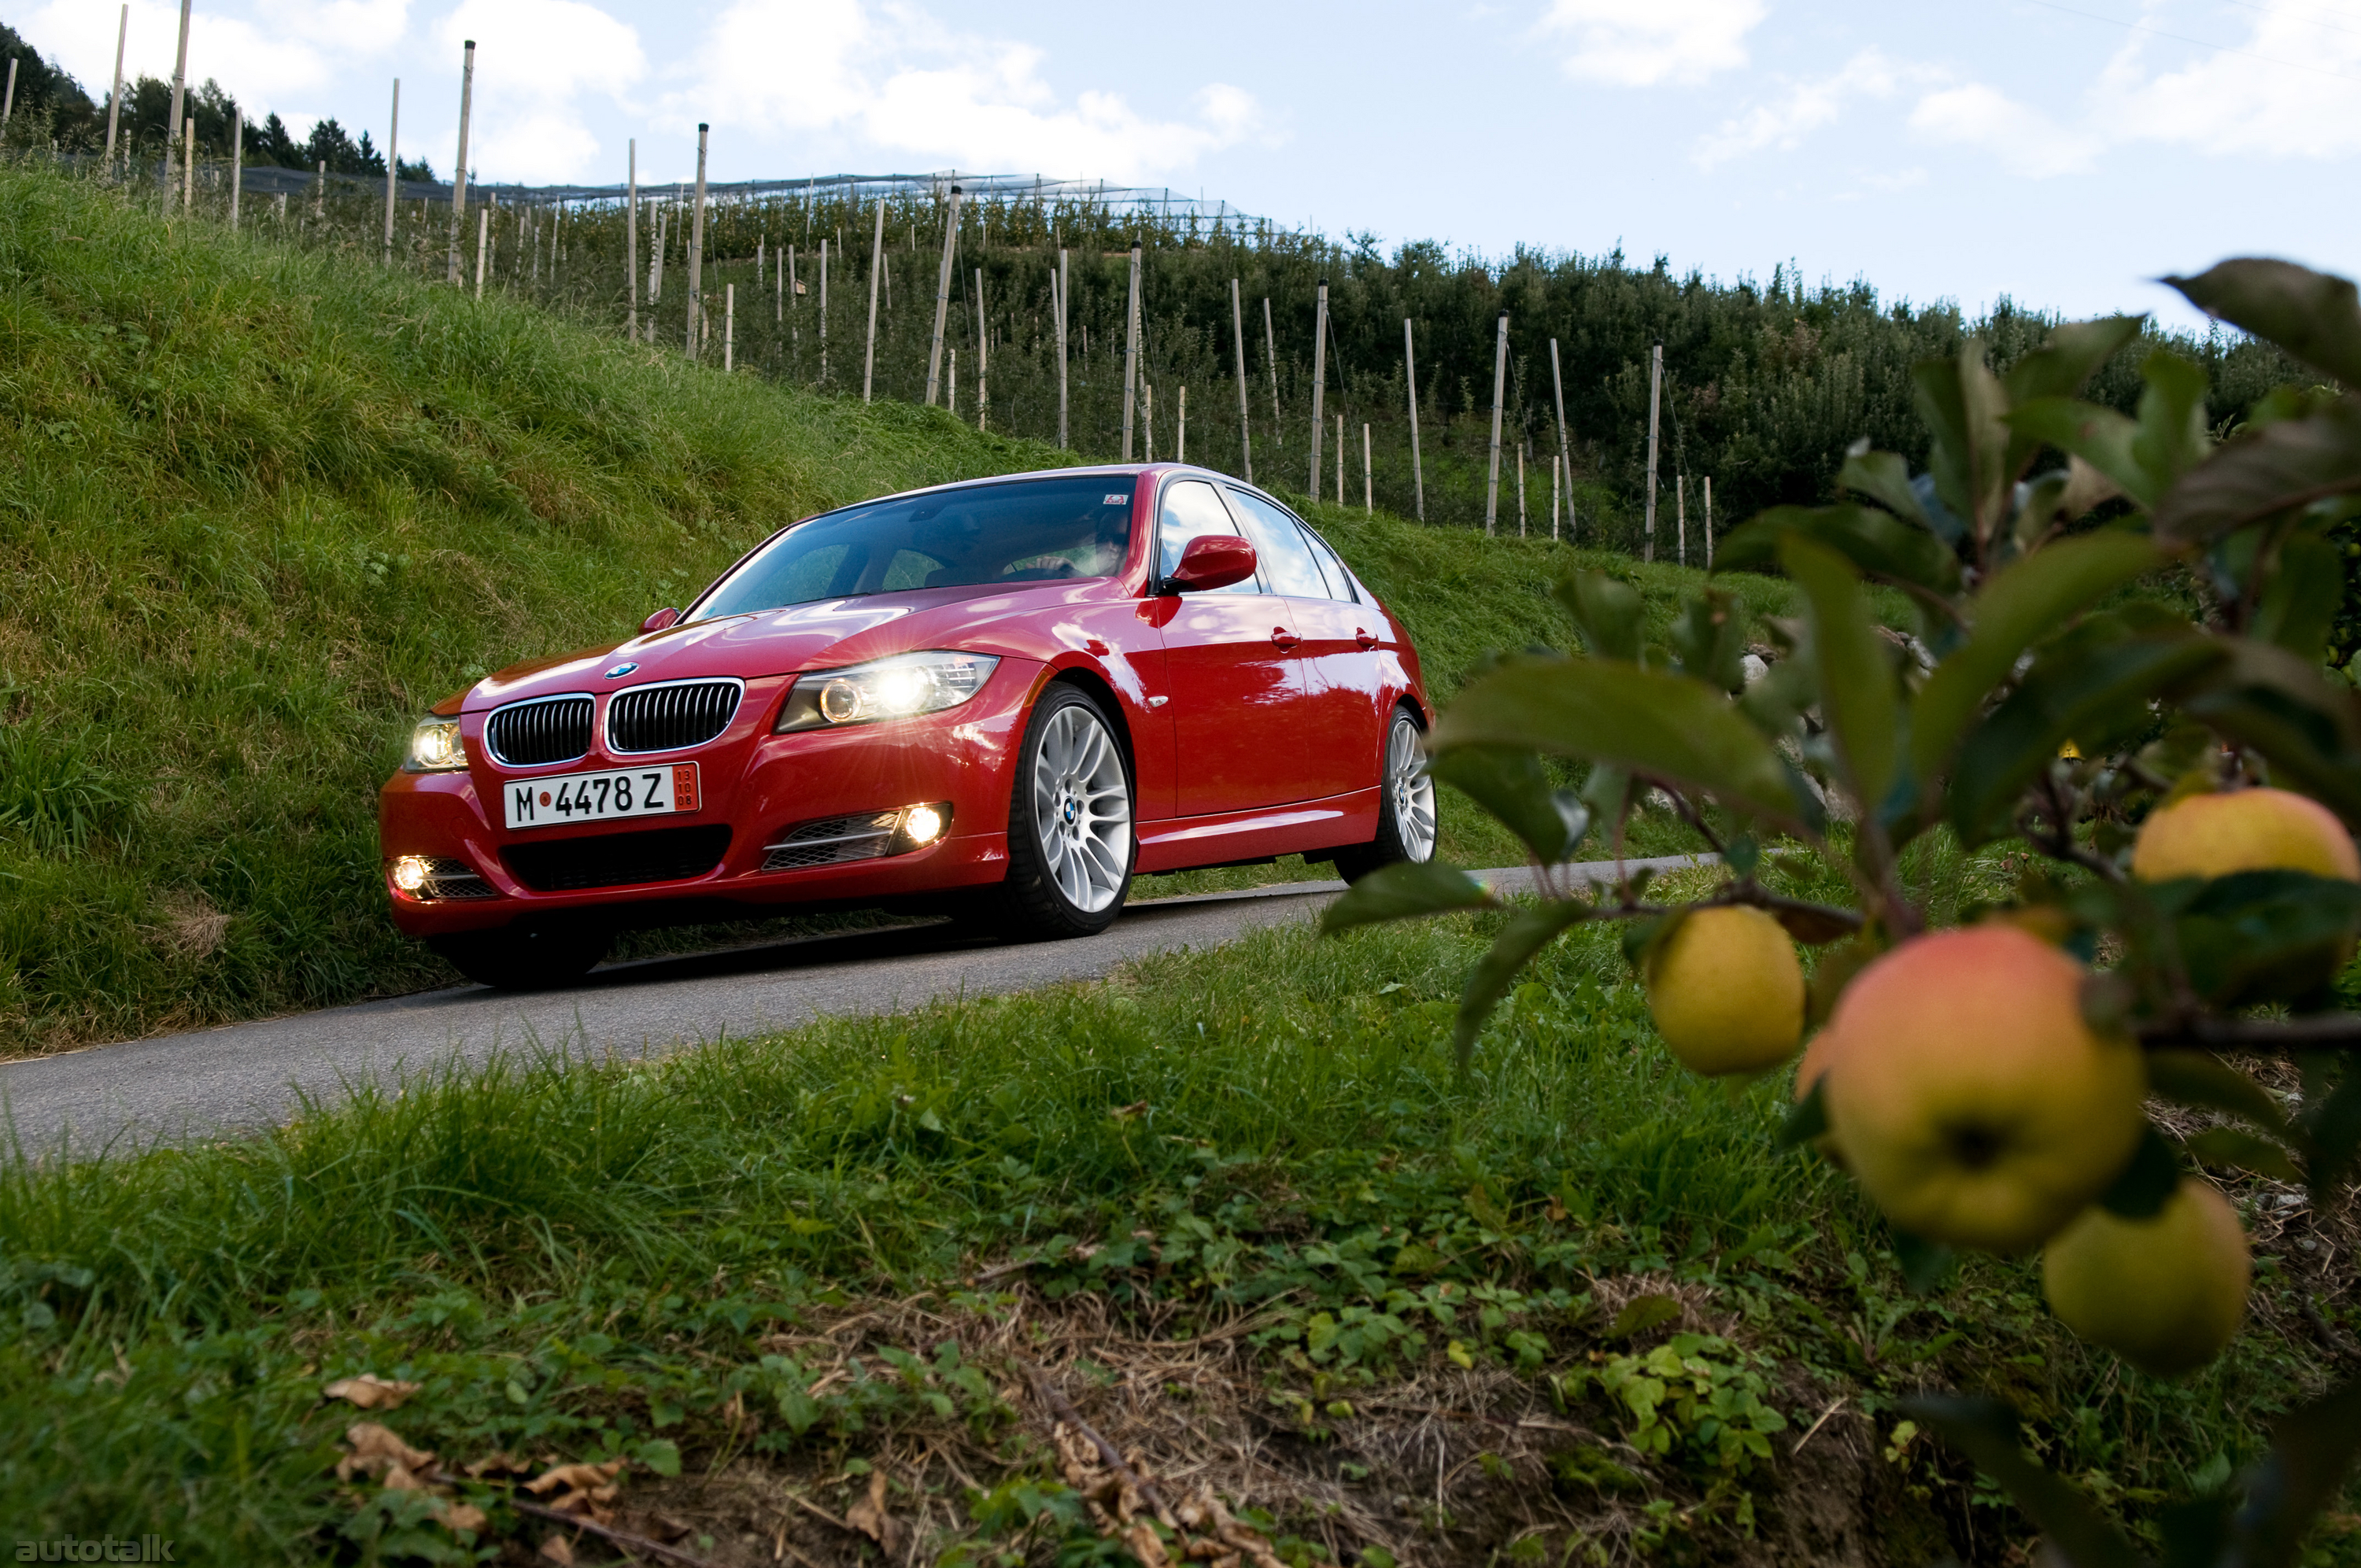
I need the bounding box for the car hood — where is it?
[459,581,1114,710]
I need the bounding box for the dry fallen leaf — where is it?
[1124,1520,1171,1568]
[464,1452,534,1479]
[538,1533,576,1565]
[844,1468,901,1551]
[441,1501,488,1533]
[325,1373,423,1411]
[526,1459,626,1522]
[336,1422,436,1482]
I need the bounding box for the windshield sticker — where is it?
[1104,494,1130,506]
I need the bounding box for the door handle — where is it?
[1270,628,1301,651]
[1354,628,1379,649]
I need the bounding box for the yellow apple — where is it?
[2131,787,2359,883]
[2043,1178,2251,1377]
[1822,925,2146,1253]
[1645,905,1805,1075]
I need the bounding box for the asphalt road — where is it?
[0,854,1709,1156]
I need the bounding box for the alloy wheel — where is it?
[1387,715,1438,862]
[1031,702,1132,913]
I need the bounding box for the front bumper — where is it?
[378,659,1041,938]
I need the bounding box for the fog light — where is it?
[903,803,944,846]
[390,855,432,894]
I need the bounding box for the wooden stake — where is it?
[1363,422,1373,514]
[5,58,18,131]
[1055,248,1070,448]
[446,40,475,285]
[1309,280,1328,496]
[1404,318,1424,522]
[228,108,241,227]
[1229,278,1251,483]
[1548,338,1572,529]
[1121,245,1142,460]
[312,159,326,220]
[863,197,884,401]
[184,121,196,212]
[925,185,963,406]
[650,205,666,309]
[974,266,988,430]
[725,282,735,372]
[1485,312,1509,536]
[1335,411,1344,506]
[382,79,400,261]
[685,123,709,358]
[1262,297,1281,448]
[474,205,487,297]
[948,346,957,417]
[776,234,783,325]
[1550,448,1560,540]
[1704,477,1714,570]
[1142,382,1153,462]
[1643,341,1662,563]
[166,0,191,190]
[1676,474,1687,566]
[1177,384,1186,463]
[818,237,828,382]
[625,140,638,341]
[105,6,127,164]
[1517,441,1528,537]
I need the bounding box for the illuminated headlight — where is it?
[774,651,1000,732]
[404,715,468,772]
[390,855,432,892]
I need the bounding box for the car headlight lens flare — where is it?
[390,855,432,892]
[903,803,945,846]
[405,716,468,772]
[777,651,1000,732]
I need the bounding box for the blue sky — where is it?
[22,1,2361,327]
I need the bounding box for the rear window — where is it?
[690,476,1136,620]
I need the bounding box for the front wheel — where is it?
[996,684,1136,939]
[1332,708,1437,884]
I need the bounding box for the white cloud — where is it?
[2090,1,2361,157]
[1537,0,1767,87]
[432,0,645,181]
[1692,46,1920,168]
[19,0,371,114]
[680,0,1264,182]
[1908,82,2101,176]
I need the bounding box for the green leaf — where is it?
[1435,655,1813,831]
[1910,531,2169,790]
[2008,397,2153,507]
[1600,1294,1683,1341]
[1836,445,1937,530]
[1913,347,2014,548]
[2001,315,2145,419]
[2096,1123,2180,1219]
[2178,638,2361,825]
[2182,1127,2302,1185]
[1949,627,2226,846]
[2146,1049,2293,1135]
[1453,899,1594,1070]
[1426,748,1590,865]
[1667,587,1749,693]
[2173,869,2361,1008]
[2151,398,2361,548]
[2167,258,2361,388]
[2251,531,2344,664]
[636,1438,683,1478]
[1716,502,1961,596]
[2131,350,2211,500]
[2307,1069,2361,1203]
[1783,535,1901,815]
[1321,861,1494,934]
[1901,1396,2152,1568]
[1555,569,1644,662]
[2221,1375,2361,1568]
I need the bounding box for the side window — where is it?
[1159,479,1260,593]
[1298,526,1359,603]
[1225,488,1329,599]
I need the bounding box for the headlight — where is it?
[405,715,469,772]
[774,651,1000,732]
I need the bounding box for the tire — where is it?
[429,925,611,991]
[994,683,1136,940]
[1332,707,1439,884]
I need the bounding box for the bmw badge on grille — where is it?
[604,662,639,679]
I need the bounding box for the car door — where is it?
[1222,487,1383,802]
[1153,477,1307,818]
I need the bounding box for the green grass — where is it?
[2,865,2351,1562]
[0,161,1844,1052]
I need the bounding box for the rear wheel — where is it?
[429,925,611,991]
[995,684,1135,939]
[1332,708,1437,884]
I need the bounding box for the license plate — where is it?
[503,763,700,830]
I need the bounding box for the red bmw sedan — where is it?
[379,464,1439,988]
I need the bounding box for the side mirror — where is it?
[640,607,681,633]
[1162,534,1257,595]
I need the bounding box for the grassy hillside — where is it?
[0,164,1820,1053]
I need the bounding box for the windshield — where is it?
[689,475,1137,621]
